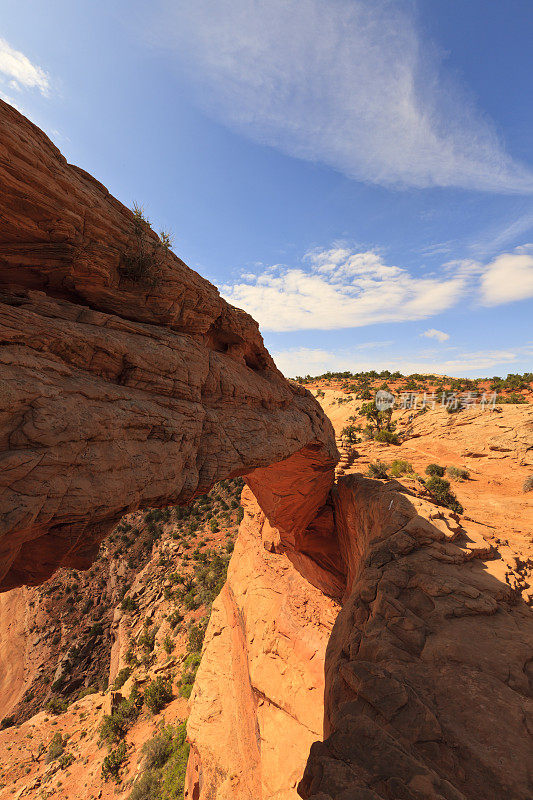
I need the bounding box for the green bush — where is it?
[78,685,98,699]
[178,683,193,699]
[340,424,359,444]
[129,722,189,800]
[100,687,141,744]
[163,634,175,655]
[102,741,128,782]
[158,722,190,799]
[447,466,470,481]
[121,596,138,613]
[389,459,413,477]
[366,461,389,479]
[144,678,173,714]
[142,728,174,770]
[138,624,157,652]
[425,463,445,477]
[188,622,206,653]
[45,697,68,715]
[128,769,161,800]
[425,477,463,514]
[45,732,64,763]
[113,667,132,690]
[168,610,183,630]
[374,429,399,444]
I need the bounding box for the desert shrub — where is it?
[128,769,161,800]
[178,683,193,699]
[178,652,201,698]
[58,752,75,769]
[188,622,206,653]
[142,728,174,770]
[129,722,189,800]
[113,667,132,690]
[366,461,389,479]
[374,429,399,444]
[389,460,413,478]
[121,596,138,613]
[341,424,359,444]
[138,624,157,652]
[523,475,533,493]
[425,477,463,514]
[163,634,175,655]
[159,722,190,798]
[446,403,463,414]
[144,678,173,714]
[100,687,142,744]
[45,732,64,764]
[51,675,66,692]
[102,741,128,782]
[425,463,445,477]
[45,697,68,715]
[447,466,470,481]
[168,610,183,630]
[159,230,173,250]
[78,685,98,699]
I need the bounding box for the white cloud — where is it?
[273,346,524,379]
[480,252,533,306]
[421,328,450,343]
[221,246,465,332]
[150,0,533,192]
[0,38,49,96]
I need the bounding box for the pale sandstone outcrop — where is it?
[0,99,337,590]
[299,474,533,800]
[185,487,340,800]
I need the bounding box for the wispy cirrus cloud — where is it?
[150,0,533,192]
[0,38,49,96]
[221,246,465,332]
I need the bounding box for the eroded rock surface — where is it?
[299,474,533,800]
[185,486,340,800]
[0,100,337,590]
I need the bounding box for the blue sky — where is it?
[1,0,532,377]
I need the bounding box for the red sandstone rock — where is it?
[0,99,337,590]
[298,474,533,800]
[185,487,340,800]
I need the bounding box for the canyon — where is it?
[0,101,532,800]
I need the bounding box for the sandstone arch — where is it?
[0,99,337,591]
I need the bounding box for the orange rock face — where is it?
[185,487,340,800]
[299,474,533,800]
[0,100,337,591]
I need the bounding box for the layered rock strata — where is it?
[0,99,337,590]
[299,474,533,800]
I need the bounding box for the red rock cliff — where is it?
[0,99,338,591]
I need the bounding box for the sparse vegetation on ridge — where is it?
[128,722,190,800]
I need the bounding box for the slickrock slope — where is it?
[299,474,533,800]
[0,99,337,591]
